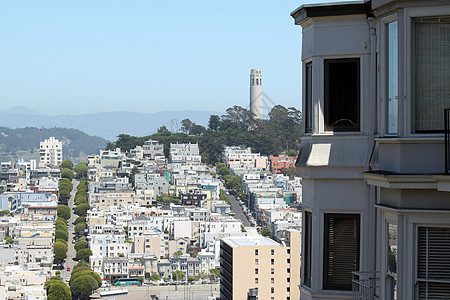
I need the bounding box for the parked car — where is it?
[67,267,71,271]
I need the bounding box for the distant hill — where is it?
[0,108,221,140]
[0,127,108,163]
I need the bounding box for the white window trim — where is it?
[404,6,450,137]
[317,54,365,135]
[379,14,398,137]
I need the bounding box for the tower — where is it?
[250,69,263,119]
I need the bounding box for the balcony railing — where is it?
[445,108,450,174]
[352,271,379,300]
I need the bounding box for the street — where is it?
[61,179,79,281]
[218,178,250,227]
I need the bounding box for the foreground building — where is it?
[291,0,450,299]
[220,230,300,300]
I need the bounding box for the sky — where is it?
[0,0,354,116]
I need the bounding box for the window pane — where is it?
[304,211,312,287]
[324,59,360,132]
[387,21,398,134]
[414,17,450,133]
[387,222,398,300]
[323,214,360,290]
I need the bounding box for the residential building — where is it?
[269,155,297,174]
[39,137,62,167]
[220,230,300,300]
[143,140,164,159]
[291,1,450,299]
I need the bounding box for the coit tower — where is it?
[250,69,263,119]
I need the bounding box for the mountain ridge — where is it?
[0,108,222,140]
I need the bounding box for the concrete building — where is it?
[291,1,450,299]
[250,69,263,119]
[39,137,62,167]
[220,230,300,300]
[143,140,164,159]
[269,155,297,174]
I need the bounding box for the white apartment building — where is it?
[39,137,62,167]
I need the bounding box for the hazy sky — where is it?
[0,0,354,116]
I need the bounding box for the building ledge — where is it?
[364,171,450,191]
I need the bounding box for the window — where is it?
[386,222,397,300]
[271,259,274,265]
[255,249,258,256]
[255,278,258,284]
[271,249,274,255]
[271,268,274,274]
[304,211,312,287]
[255,268,258,275]
[287,287,290,292]
[386,20,398,134]
[287,268,290,273]
[271,278,274,284]
[417,226,450,299]
[323,214,360,290]
[413,17,450,133]
[255,259,259,265]
[287,258,290,264]
[271,287,274,293]
[324,58,360,131]
[305,62,313,133]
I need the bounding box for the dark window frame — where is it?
[303,211,312,287]
[323,213,360,291]
[324,58,361,132]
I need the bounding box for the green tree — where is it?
[57,205,71,220]
[128,166,139,186]
[76,248,93,262]
[55,223,68,232]
[55,230,68,242]
[75,197,88,206]
[56,238,67,245]
[173,250,183,257]
[218,166,230,176]
[59,188,71,200]
[74,203,90,217]
[261,227,271,237]
[74,163,88,179]
[53,241,68,262]
[149,274,160,281]
[74,240,88,251]
[181,119,193,134]
[55,218,67,228]
[74,217,86,225]
[48,281,71,300]
[157,126,169,133]
[172,270,185,281]
[188,276,195,282]
[137,276,144,284]
[61,168,74,181]
[282,165,298,180]
[208,115,221,131]
[209,268,220,280]
[70,275,96,300]
[75,223,87,234]
[70,268,101,288]
[60,160,73,170]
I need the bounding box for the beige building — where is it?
[220,230,300,300]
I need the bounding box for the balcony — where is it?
[352,271,379,300]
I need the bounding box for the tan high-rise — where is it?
[220,230,300,300]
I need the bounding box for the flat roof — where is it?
[222,236,280,248]
[291,1,370,25]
